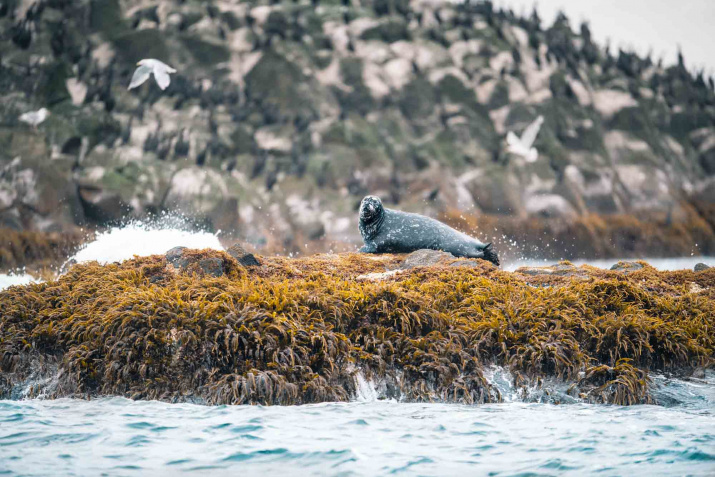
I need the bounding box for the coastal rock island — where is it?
[1,249,712,406]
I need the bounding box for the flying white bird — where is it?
[506,115,544,163]
[128,59,176,91]
[18,108,49,128]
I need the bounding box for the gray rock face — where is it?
[694,263,711,272]
[1,0,714,254]
[516,262,588,278]
[227,243,260,267]
[198,257,225,277]
[610,261,645,273]
[166,246,227,276]
[400,249,455,270]
[399,249,490,270]
[165,246,190,269]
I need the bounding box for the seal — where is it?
[358,196,500,266]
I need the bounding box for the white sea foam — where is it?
[69,222,223,265]
[354,372,379,402]
[0,273,37,291]
[483,365,518,402]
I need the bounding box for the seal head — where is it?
[359,195,384,241]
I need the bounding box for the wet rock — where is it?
[400,249,454,270]
[610,261,644,273]
[166,246,190,269]
[694,263,711,272]
[198,257,225,277]
[227,243,260,267]
[516,262,588,278]
[166,247,227,277]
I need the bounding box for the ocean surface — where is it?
[1,224,714,475]
[1,376,714,477]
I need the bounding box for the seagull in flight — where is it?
[506,115,544,163]
[19,108,49,128]
[128,59,176,91]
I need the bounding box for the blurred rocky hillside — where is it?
[1,0,714,257]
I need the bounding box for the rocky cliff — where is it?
[1,0,715,259]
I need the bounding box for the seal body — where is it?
[358,196,499,266]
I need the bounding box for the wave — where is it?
[68,220,222,266]
[0,273,37,290]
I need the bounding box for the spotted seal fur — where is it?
[358,196,499,266]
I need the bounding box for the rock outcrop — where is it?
[1,0,714,258]
[1,250,713,406]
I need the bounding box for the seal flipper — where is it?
[360,243,378,253]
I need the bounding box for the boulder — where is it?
[610,261,645,273]
[227,243,260,267]
[400,249,454,269]
[694,263,711,272]
[166,246,228,277]
[516,262,587,278]
[198,257,226,277]
[166,246,190,269]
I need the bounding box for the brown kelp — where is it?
[441,203,715,261]
[0,228,87,274]
[0,250,713,406]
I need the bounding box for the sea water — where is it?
[0,226,714,475]
[0,381,713,476]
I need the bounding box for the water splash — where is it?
[354,372,379,402]
[483,365,518,402]
[68,219,223,266]
[0,273,37,291]
[650,371,715,408]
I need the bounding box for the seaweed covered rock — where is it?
[0,228,87,273]
[226,243,260,267]
[163,247,241,278]
[610,261,646,273]
[1,251,713,406]
[399,249,455,269]
[515,261,589,279]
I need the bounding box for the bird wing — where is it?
[19,112,32,123]
[520,115,544,149]
[128,65,152,90]
[506,131,521,148]
[152,66,172,90]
